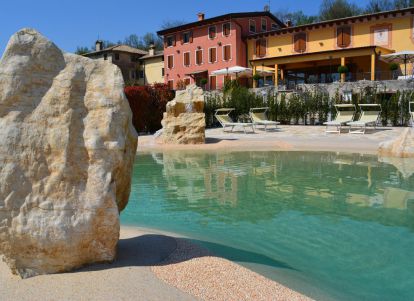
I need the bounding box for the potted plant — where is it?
[337,65,349,82]
[337,65,349,74]
[389,63,399,79]
[200,78,208,90]
[252,73,261,87]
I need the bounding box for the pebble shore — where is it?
[152,238,312,301]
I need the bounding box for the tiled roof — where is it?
[84,44,148,56]
[139,51,164,60]
[248,7,414,39]
[157,11,285,36]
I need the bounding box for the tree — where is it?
[124,34,142,49]
[365,0,394,12]
[141,32,163,50]
[319,0,362,21]
[75,46,90,55]
[393,0,414,8]
[273,9,319,26]
[123,33,163,51]
[160,19,186,30]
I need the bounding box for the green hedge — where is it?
[204,83,414,128]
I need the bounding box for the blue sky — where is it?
[0,0,370,55]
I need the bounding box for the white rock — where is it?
[0,28,138,278]
[158,84,205,144]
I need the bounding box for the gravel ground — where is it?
[152,238,313,301]
[0,227,312,300]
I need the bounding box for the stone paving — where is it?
[139,125,408,154]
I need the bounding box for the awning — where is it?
[185,70,208,76]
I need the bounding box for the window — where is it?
[162,68,164,77]
[195,49,203,65]
[167,55,174,69]
[166,35,176,47]
[372,25,391,47]
[261,18,267,32]
[209,26,217,39]
[223,23,231,37]
[209,47,217,63]
[130,70,135,79]
[337,26,351,48]
[139,70,144,79]
[249,20,256,33]
[168,80,174,90]
[255,38,266,57]
[223,45,231,61]
[209,76,217,90]
[114,53,120,60]
[181,31,192,44]
[293,32,306,53]
[183,52,190,66]
[271,23,279,30]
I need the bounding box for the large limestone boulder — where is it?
[158,84,205,144]
[378,128,414,158]
[0,29,138,278]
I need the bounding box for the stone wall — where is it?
[250,79,414,98]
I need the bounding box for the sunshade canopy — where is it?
[211,66,273,78]
[380,51,414,76]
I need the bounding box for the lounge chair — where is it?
[347,104,382,134]
[215,108,255,133]
[249,107,280,131]
[323,104,356,134]
[410,102,414,127]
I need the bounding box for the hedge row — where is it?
[205,83,414,128]
[124,83,174,133]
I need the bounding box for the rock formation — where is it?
[378,128,414,158]
[0,28,138,278]
[158,84,205,144]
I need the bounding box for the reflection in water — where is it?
[150,151,414,226]
[123,151,414,301]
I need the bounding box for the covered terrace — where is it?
[251,46,394,88]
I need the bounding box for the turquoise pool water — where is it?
[121,151,414,301]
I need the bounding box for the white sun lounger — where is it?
[215,108,255,133]
[249,107,280,131]
[323,104,356,134]
[347,104,382,134]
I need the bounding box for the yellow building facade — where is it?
[247,8,414,87]
[138,47,165,85]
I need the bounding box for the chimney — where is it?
[285,20,292,27]
[197,12,205,21]
[149,42,155,56]
[95,40,103,51]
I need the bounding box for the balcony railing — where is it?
[276,71,406,90]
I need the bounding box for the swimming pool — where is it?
[121,151,414,300]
